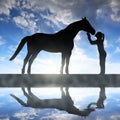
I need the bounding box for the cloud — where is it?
[40,112,74,120]
[13,11,38,33]
[0,116,9,120]
[0,57,6,62]
[11,0,74,32]
[0,102,6,108]
[14,109,39,120]
[116,37,120,43]
[0,0,119,34]
[106,61,120,74]
[68,43,99,74]
[110,115,120,120]
[0,36,5,45]
[110,0,120,22]
[113,37,120,54]
[114,47,120,54]
[1,0,120,24]
[13,16,28,28]
[0,0,16,16]
[0,40,5,45]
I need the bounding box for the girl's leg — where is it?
[100,56,106,74]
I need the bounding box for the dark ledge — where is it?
[0,74,120,87]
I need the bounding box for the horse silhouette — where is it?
[10,87,94,117]
[9,17,95,74]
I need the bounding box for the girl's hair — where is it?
[95,32,104,40]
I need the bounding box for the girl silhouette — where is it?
[87,32,107,74]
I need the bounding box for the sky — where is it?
[0,0,120,74]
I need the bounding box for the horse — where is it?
[9,17,95,74]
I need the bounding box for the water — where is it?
[0,87,120,120]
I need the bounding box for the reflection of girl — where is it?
[87,86,106,109]
[87,32,107,74]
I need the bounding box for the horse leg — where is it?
[22,52,31,74]
[60,53,65,74]
[65,52,71,74]
[60,87,66,99]
[65,87,74,105]
[27,52,38,74]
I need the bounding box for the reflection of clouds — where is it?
[29,88,61,99]
[0,116,9,120]
[110,115,120,120]
[0,36,6,46]
[14,109,38,120]
[0,88,21,95]
[69,88,99,101]
[40,112,73,120]
[0,103,5,108]
[13,108,72,120]
[13,109,75,120]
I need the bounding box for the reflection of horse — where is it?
[10,87,94,117]
[9,17,95,74]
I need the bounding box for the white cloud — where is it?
[13,16,28,27]
[0,0,16,16]
[13,11,38,33]
[0,102,5,108]
[116,37,120,43]
[0,116,9,120]
[0,36,5,45]
[110,0,120,22]
[106,61,120,74]
[74,33,82,42]
[0,57,6,62]
[114,47,120,53]
[110,115,120,120]
[69,43,99,74]
[113,37,120,54]
[0,0,120,24]
[95,0,120,23]
[1,0,119,35]
[14,109,38,120]
[11,0,76,31]
[0,40,5,45]
[40,112,73,120]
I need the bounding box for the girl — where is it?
[87,32,107,74]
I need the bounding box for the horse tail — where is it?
[9,36,29,61]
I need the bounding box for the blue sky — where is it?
[0,0,120,74]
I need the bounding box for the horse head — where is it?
[81,17,95,35]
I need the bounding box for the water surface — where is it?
[0,87,120,120]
